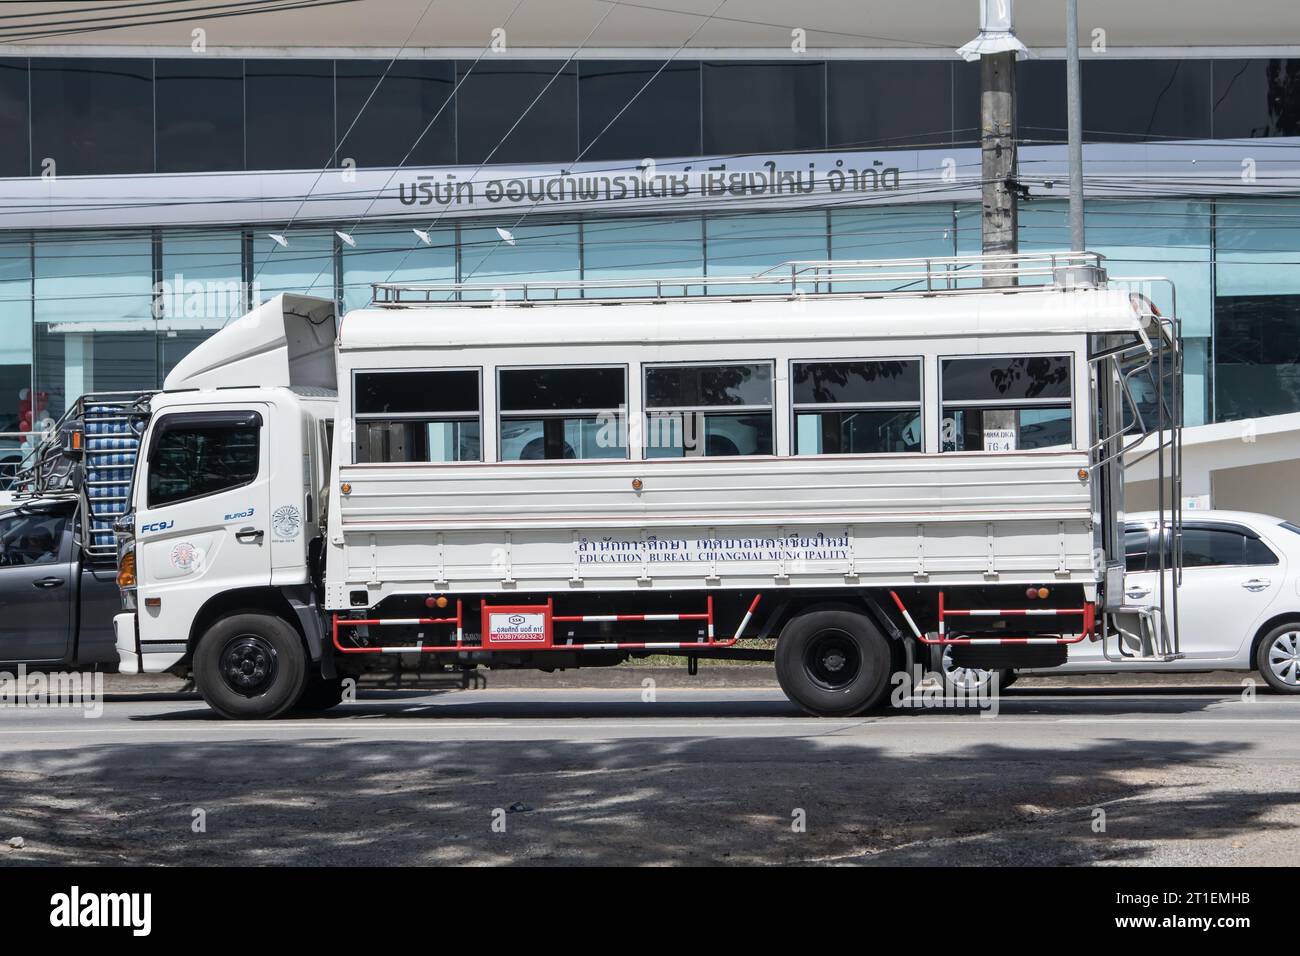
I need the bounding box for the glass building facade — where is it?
[0,55,1298,461]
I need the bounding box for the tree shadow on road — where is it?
[0,717,1292,866]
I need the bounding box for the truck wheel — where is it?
[194,613,308,719]
[775,607,892,717]
[295,675,346,712]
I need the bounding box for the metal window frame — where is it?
[495,362,630,462]
[937,350,1077,453]
[788,356,925,456]
[351,367,484,464]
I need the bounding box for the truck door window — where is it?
[1124,525,1150,572]
[498,366,627,461]
[644,362,774,458]
[147,412,261,508]
[354,370,480,463]
[940,355,1072,452]
[792,360,921,454]
[0,510,68,566]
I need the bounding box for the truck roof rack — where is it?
[371,251,1107,307]
[9,391,155,562]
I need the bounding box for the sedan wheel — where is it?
[1258,627,1300,693]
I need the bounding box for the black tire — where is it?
[1254,623,1300,694]
[775,607,893,717]
[193,613,308,719]
[294,674,346,712]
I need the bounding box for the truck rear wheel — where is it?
[194,613,308,719]
[775,607,892,717]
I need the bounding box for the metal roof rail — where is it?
[370,251,1108,307]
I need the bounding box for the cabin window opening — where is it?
[940,355,1073,452]
[354,369,481,463]
[498,366,628,461]
[791,359,922,455]
[644,362,774,457]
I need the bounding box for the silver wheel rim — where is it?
[941,646,995,691]
[1267,631,1300,686]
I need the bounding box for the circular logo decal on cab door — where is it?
[170,541,198,571]
[272,505,302,539]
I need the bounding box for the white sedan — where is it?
[941,510,1300,694]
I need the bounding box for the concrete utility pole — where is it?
[1066,0,1086,251]
[981,50,1018,273]
[959,0,1031,287]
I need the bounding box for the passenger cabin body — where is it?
[327,287,1146,607]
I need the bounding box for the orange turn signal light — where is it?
[117,550,136,588]
[340,482,352,495]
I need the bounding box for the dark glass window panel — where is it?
[499,367,624,412]
[1168,527,1276,568]
[336,60,455,168]
[952,60,981,147]
[246,60,334,171]
[1213,59,1300,138]
[579,60,700,161]
[645,412,773,458]
[795,410,921,454]
[1244,536,1279,566]
[942,356,1071,402]
[1017,59,1067,144]
[827,61,952,149]
[0,58,29,176]
[1214,294,1300,419]
[455,61,577,165]
[355,370,479,415]
[30,57,153,175]
[156,59,244,173]
[148,422,259,507]
[792,360,920,405]
[646,363,772,408]
[1124,526,1149,572]
[1082,59,1211,142]
[942,407,1071,451]
[702,61,825,154]
[0,509,67,567]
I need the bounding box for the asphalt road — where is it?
[0,679,1297,866]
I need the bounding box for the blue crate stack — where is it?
[84,405,138,552]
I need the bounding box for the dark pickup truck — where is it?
[0,496,119,670]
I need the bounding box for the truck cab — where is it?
[113,295,337,690]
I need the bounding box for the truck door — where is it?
[0,504,74,663]
[135,407,271,645]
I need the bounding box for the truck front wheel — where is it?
[775,607,892,717]
[194,613,308,719]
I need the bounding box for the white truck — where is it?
[110,252,1185,718]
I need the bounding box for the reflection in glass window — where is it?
[941,355,1072,452]
[645,363,773,457]
[1212,59,1300,138]
[354,369,481,463]
[827,62,953,149]
[792,360,921,454]
[499,367,625,461]
[147,415,260,508]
